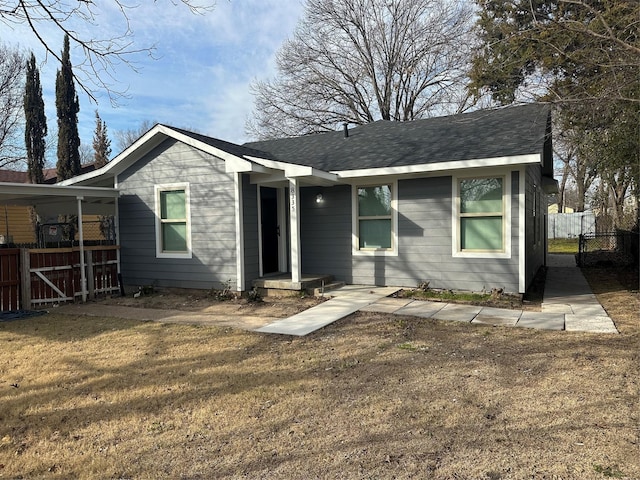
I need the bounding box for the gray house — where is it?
[63,103,556,294]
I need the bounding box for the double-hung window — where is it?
[454,176,510,257]
[354,183,397,254]
[155,183,192,258]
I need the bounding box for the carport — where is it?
[0,182,119,307]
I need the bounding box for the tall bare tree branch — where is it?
[248,0,476,140]
[0,1,213,104]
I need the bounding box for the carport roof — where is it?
[0,182,118,214]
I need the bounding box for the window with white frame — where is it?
[355,184,395,251]
[457,176,505,253]
[155,184,191,258]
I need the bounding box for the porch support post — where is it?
[289,178,301,287]
[77,196,87,302]
[234,172,245,292]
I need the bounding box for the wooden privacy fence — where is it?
[0,246,120,311]
[0,249,21,311]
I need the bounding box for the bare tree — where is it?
[0,1,212,103]
[0,43,25,168]
[248,0,476,140]
[114,119,156,152]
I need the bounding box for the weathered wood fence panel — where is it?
[0,249,21,310]
[0,246,120,311]
[27,248,79,305]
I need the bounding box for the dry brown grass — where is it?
[0,269,638,479]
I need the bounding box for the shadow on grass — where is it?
[0,286,638,478]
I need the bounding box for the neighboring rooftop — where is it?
[244,103,551,171]
[0,164,98,184]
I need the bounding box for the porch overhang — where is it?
[0,182,119,215]
[244,155,340,186]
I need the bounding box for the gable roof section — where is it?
[244,103,551,173]
[59,124,274,187]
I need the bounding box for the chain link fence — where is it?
[577,230,639,267]
[35,217,116,248]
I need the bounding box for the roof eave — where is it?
[244,155,339,184]
[332,153,542,179]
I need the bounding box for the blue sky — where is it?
[8,0,305,163]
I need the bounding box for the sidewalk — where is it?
[258,254,618,335]
[56,255,618,336]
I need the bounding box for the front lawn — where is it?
[0,269,638,479]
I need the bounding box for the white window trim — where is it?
[155,183,192,259]
[352,181,398,256]
[452,174,511,259]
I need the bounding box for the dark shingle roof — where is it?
[166,126,277,161]
[243,103,550,171]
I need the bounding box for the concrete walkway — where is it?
[255,285,400,336]
[258,254,618,335]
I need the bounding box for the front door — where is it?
[260,187,279,274]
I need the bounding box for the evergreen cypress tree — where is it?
[55,34,80,181]
[92,111,111,168]
[24,53,47,184]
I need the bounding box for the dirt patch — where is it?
[97,287,326,319]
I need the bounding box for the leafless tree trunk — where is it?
[248,0,476,140]
[0,44,25,169]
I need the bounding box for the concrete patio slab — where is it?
[516,311,565,330]
[541,304,573,314]
[393,300,446,319]
[472,307,521,327]
[565,315,618,333]
[431,303,482,322]
[327,285,400,298]
[359,297,413,313]
[570,304,609,316]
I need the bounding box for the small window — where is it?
[155,184,191,258]
[353,183,397,255]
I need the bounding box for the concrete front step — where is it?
[312,281,345,296]
[253,274,336,297]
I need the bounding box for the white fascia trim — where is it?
[244,155,339,183]
[62,124,269,185]
[225,156,271,174]
[59,125,168,186]
[0,182,118,198]
[334,154,541,179]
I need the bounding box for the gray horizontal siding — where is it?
[300,185,352,279]
[299,171,522,293]
[117,139,238,290]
